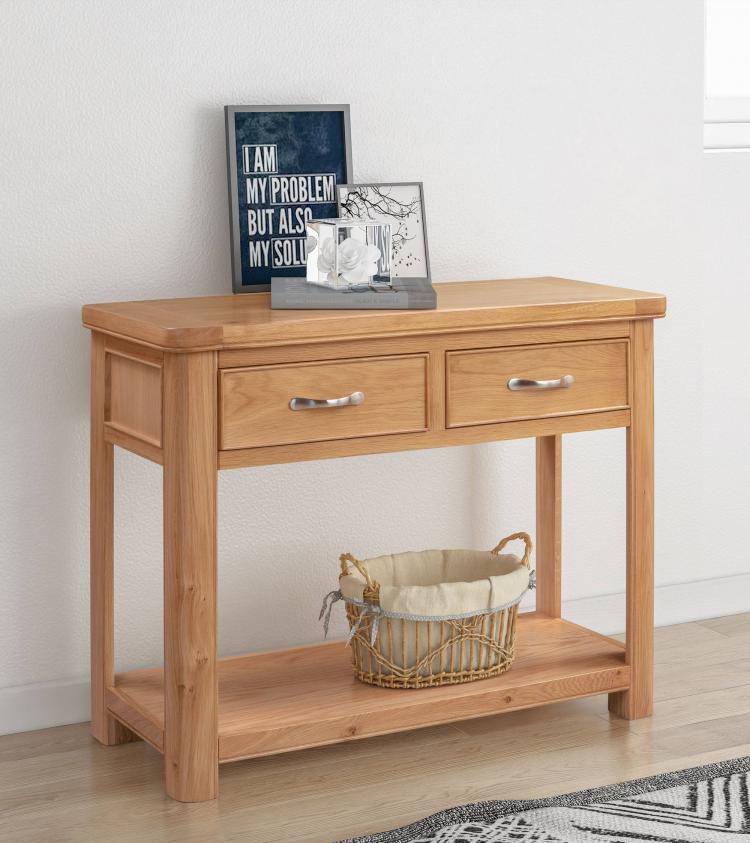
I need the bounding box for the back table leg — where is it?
[163,351,219,802]
[609,320,654,720]
[536,435,562,618]
[90,333,136,745]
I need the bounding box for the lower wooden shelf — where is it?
[107,614,629,763]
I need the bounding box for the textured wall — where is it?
[2,1,738,725]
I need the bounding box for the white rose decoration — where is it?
[336,237,382,286]
[316,236,337,276]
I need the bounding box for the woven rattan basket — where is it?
[321,532,533,689]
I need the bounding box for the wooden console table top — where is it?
[83,276,666,349]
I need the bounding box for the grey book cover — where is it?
[271,277,437,310]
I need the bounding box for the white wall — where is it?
[1,0,746,734]
[706,0,750,95]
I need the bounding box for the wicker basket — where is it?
[327,532,533,689]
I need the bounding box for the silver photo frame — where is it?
[336,182,431,283]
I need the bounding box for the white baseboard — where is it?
[557,571,750,636]
[0,675,90,736]
[2,572,749,737]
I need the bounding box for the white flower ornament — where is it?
[335,238,381,286]
[316,236,336,276]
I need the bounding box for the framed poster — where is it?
[337,182,431,283]
[225,104,353,293]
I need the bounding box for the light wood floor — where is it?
[2,613,750,843]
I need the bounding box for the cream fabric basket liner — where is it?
[339,548,529,616]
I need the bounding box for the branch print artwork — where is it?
[337,183,430,281]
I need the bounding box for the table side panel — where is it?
[102,336,164,464]
[107,353,162,446]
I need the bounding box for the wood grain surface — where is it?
[162,351,219,801]
[609,320,654,720]
[106,614,628,762]
[446,340,628,428]
[89,333,136,747]
[220,354,428,450]
[535,435,562,617]
[82,277,666,350]
[107,352,162,447]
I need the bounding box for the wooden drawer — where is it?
[446,340,628,428]
[220,354,428,450]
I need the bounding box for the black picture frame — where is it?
[225,104,353,293]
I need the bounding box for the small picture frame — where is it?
[336,182,431,283]
[225,104,353,293]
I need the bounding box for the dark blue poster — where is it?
[225,106,352,292]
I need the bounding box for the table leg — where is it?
[609,320,654,720]
[90,333,137,746]
[163,351,219,802]
[535,435,562,617]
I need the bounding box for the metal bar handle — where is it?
[507,374,575,392]
[289,391,365,411]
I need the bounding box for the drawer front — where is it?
[446,341,628,428]
[220,355,428,450]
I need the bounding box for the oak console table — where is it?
[82,277,666,802]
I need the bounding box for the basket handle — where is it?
[339,552,381,602]
[491,532,532,568]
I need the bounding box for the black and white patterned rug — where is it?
[340,756,750,842]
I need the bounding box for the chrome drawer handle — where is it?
[507,374,575,391]
[289,391,365,411]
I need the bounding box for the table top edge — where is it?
[82,277,667,351]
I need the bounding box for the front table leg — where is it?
[609,320,654,720]
[163,351,219,801]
